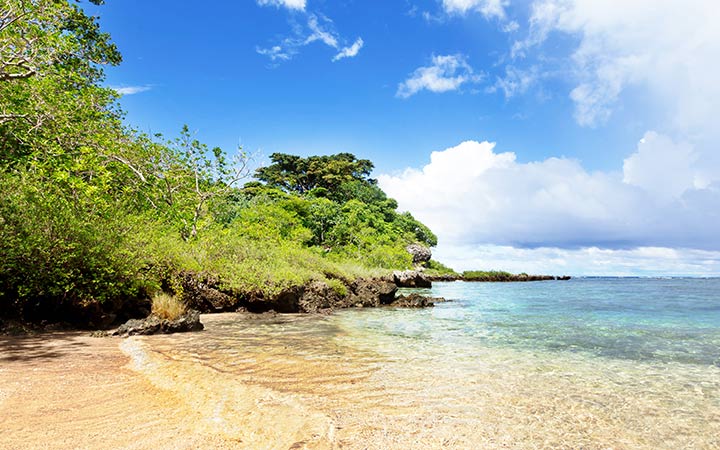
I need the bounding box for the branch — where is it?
[103,154,148,183]
[0,113,28,124]
[0,69,35,81]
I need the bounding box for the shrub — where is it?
[0,174,148,321]
[425,260,459,276]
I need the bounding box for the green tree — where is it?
[255,152,374,197]
[1,0,122,163]
[153,126,250,239]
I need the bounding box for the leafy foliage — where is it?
[462,270,515,281]
[255,152,374,198]
[0,1,441,325]
[425,260,459,277]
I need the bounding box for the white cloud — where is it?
[256,0,305,11]
[256,13,362,63]
[333,38,364,62]
[397,54,482,98]
[623,132,700,200]
[501,20,520,33]
[433,244,720,276]
[442,0,507,20]
[305,14,338,48]
[487,65,538,98]
[256,45,292,62]
[112,85,151,95]
[382,1,720,274]
[378,139,720,257]
[516,0,720,130]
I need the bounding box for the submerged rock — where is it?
[390,293,447,308]
[106,310,204,337]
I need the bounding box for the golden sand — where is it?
[1,313,719,449]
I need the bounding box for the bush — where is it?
[0,174,148,321]
[425,260,459,276]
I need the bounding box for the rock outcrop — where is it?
[178,271,237,312]
[406,244,432,265]
[106,310,204,336]
[392,270,432,288]
[389,293,446,308]
[299,281,343,312]
[242,279,398,313]
[345,278,398,307]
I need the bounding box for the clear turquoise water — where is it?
[374,278,720,367]
[138,278,720,448]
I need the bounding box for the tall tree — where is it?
[255,152,374,197]
[0,0,122,167]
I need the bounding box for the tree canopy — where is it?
[255,152,375,198]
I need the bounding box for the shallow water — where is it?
[128,279,720,449]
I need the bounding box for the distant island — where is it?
[428,270,572,282]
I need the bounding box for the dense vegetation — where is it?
[462,271,516,281]
[0,1,439,326]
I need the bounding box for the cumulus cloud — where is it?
[515,0,720,130]
[622,132,701,200]
[332,38,364,62]
[112,85,152,95]
[397,54,482,98]
[433,244,720,276]
[384,1,720,274]
[256,0,305,11]
[442,0,508,20]
[378,139,720,255]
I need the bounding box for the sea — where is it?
[125,278,720,449]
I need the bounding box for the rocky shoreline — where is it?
[1,269,570,337]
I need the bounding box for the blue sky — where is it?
[87,0,720,276]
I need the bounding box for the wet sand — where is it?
[2,312,719,450]
[0,330,327,450]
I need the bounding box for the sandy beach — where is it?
[3,307,718,450]
[0,329,331,450]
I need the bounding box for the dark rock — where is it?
[241,282,342,314]
[242,286,302,313]
[107,310,204,337]
[406,244,432,265]
[178,271,238,312]
[298,281,341,313]
[390,293,443,308]
[426,274,461,282]
[430,273,571,283]
[345,278,398,307]
[270,286,303,313]
[392,270,432,288]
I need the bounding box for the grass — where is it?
[138,222,398,298]
[151,292,187,320]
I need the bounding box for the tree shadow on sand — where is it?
[0,332,89,362]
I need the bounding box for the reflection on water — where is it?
[129,279,720,449]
